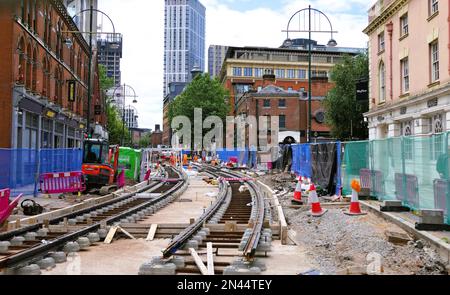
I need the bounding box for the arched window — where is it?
[17,37,25,84]
[20,0,25,22]
[26,43,32,90]
[32,0,37,31]
[54,68,59,103]
[56,21,62,59]
[42,57,50,97]
[59,23,65,59]
[379,61,386,103]
[27,0,32,28]
[70,40,75,70]
[77,51,82,77]
[32,46,37,92]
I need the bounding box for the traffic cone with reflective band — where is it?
[292,176,303,204]
[344,179,367,216]
[308,183,327,217]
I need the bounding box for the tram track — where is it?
[0,166,187,274]
[140,164,271,275]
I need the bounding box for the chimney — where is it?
[155,124,161,132]
[262,68,275,88]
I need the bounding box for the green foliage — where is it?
[323,54,369,140]
[99,64,114,92]
[138,133,151,148]
[168,74,230,146]
[98,64,130,146]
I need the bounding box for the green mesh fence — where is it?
[342,133,450,224]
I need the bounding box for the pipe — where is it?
[387,22,393,101]
[448,4,450,74]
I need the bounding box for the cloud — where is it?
[99,0,369,130]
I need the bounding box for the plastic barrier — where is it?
[39,171,86,194]
[0,188,22,225]
[0,148,83,197]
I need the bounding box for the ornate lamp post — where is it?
[283,6,337,143]
[111,84,138,146]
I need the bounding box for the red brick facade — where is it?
[0,0,104,148]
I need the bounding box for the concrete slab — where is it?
[262,240,318,275]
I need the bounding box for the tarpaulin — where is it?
[311,143,337,195]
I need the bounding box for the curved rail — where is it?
[0,166,186,270]
[162,165,265,260]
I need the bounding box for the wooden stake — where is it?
[146,224,158,241]
[206,242,215,275]
[189,248,208,275]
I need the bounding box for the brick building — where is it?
[221,43,364,143]
[0,0,104,149]
[236,75,332,144]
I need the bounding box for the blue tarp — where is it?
[292,144,312,178]
[0,149,83,197]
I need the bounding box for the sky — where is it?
[98,0,373,130]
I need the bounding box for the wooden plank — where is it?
[189,248,208,275]
[206,242,215,275]
[146,224,158,241]
[104,226,118,244]
[117,226,137,240]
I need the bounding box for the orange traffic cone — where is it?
[308,183,328,217]
[344,180,367,216]
[292,176,303,204]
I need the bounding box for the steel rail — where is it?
[0,170,168,241]
[0,167,186,270]
[162,179,229,258]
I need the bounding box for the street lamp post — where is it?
[283,6,337,143]
[111,84,138,146]
[65,4,120,135]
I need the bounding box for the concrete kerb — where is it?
[256,180,287,244]
[360,201,450,264]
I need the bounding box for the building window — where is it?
[232,67,242,76]
[279,115,286,129]
[430,41,439,82]
[254,68,263,77]
[278,99,286,108]
[430,0,439,15]
[263,99,270,108]
[379,62,386,103]
[297,69,306,79]
[275,69,285,78]
[401,58,409,94]
[287,69,295,79]
[243,67,253,77]
[431,114,445,160]
[378,32,385,53]
[400,14,408,37]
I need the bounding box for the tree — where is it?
[323,54,369,140]
[168,74,230,149]
[138,133,151,148]
[98,64,131,146]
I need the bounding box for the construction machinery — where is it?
[82,138,120,195]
